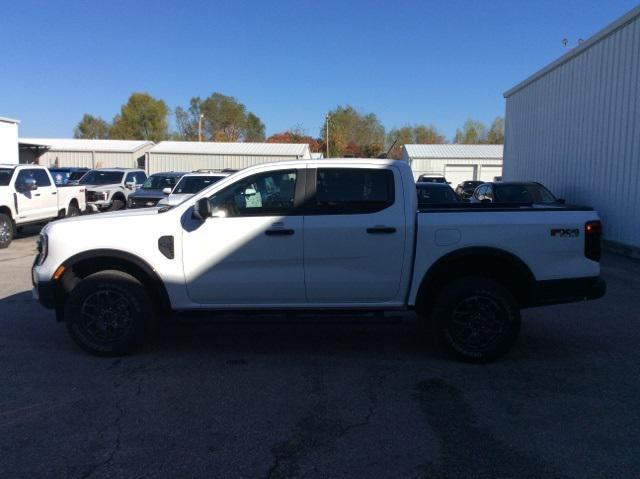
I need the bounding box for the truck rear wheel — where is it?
[431,277,520,363]
[66,202,80,217]
[0,213,13,248]
[64,270,153,356]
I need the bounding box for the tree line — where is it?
[74,92,504,159]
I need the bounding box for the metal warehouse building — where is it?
[19,139,154,169]
[503,5,640,253]
[146,141,311,175]
[0,117,19,164]
[401,144,503,185]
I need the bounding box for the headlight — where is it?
[36,233,48,266]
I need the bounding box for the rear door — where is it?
[303,165,406,303]
[33,169,58,218]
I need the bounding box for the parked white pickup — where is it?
[32,159,605,361]
[0,164,86,248]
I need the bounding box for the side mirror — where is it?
[125,181,135,190]
[192,198,212,220]
[557,198,566,204]
[17,178,37,192]
[162,187,172,195]
[481,198,491,204]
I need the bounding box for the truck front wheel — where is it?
[64,270,154,356]
[431,277,520,363]
[0,213,13,248]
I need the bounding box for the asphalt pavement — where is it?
[1,228,639,478]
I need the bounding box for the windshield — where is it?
[173,175,224,194]
[142,174,180,190]
[417,185,459,204]
[0,168,15,186]
[79,170,124,185]
[494,184,557,203]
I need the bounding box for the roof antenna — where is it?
[379,137,399,159]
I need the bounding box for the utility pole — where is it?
[325,113,330,158]
[198,113,204,142]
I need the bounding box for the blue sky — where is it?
[1,0,638,140]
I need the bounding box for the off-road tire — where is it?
[64,270,154,356]
[109,198,125,211]
[0,213,14,249]
[66,202,80,217]
[431,276,520,363]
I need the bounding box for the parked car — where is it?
[79,168,147,211]
[157,171,230,207]
[416,182,460,206]
[455,180,484,199]
[48,167,90,186]
[127,172,185,209]
[0,164,86,248]
[416,174,449,184]
[470,182,564,205]
[33,159,605,362]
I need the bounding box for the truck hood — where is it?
[129,189,167,199]
[84,184,120,192]
[158,193,193,206]
[46,207,161,228]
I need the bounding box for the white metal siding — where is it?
[34,147,151,169]
[409,158,502,181]
[147,153,305,175]
[504,12,640,247]
[0,121,19,164]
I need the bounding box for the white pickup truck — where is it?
[32,159,605,361]
[0,164,86,248]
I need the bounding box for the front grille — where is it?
[86,191,105,202]
[129,197,161,208]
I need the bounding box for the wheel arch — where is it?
[414,247,537,314]
[56,249,172,317]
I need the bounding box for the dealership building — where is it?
[19,138,153,169]
[0,117,20,164]
[503,5,640,254]
[401,144,503,185]
[145,141,311,175]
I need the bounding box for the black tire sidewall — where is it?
[65,271,151,356]
[434,277,520,363]
[0,214,13,249]
[110,199,125,211]
[67,203,80,217]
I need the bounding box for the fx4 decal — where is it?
[551,228,580,237]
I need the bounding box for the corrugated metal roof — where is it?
[150,141,310,157]
[404,144,503,159]
[0,116,20,124]
[504,5,640,98]
[19,138,153,152]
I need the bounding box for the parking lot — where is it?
[1,228,639,479]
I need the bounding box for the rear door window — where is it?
[33,169,52,187]
[313,168,394,214]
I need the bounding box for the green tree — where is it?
[175,92,265,142]
[487,116,505,144]
[386,124,445,159]
[321,105,385,158]
[73,114,111,139]
[110,93,169,142]
[453,119,488,144]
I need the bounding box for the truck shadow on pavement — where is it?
[1,290,584,361]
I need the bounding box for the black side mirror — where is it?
[192,198,212,220]
[17,178,37,192]
[557,198,566,204]
[481,198,491,204]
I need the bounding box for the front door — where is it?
[13,169,43,222]
[182,167,306,305]
[303,166,406,303]
[32,169,58,219]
